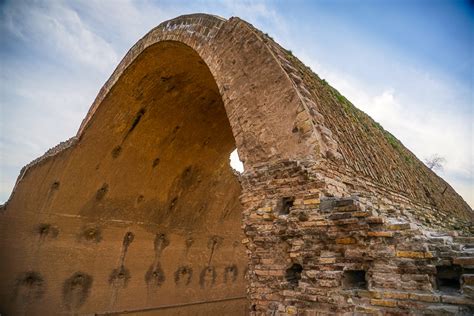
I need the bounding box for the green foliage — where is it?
[384,131,401,150]
[330,86,357,116]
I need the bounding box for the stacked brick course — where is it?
[241,160,473,315]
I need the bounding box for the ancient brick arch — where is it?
[1,14,473,315]
[1,13,315,315]
[78,14,322,167]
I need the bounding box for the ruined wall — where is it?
[241,160,473,315]
[1,13,473,316]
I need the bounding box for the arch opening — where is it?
[78,40,243,233]
[229,149,244,174]
[77,40,246,310]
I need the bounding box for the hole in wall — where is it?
[79,226,102,243]
[109,266,131,288]
[207,235,223,251]
[96,183,109,201]
[154,233,170,253]
[123,231,135,247]
[125,108,146,138]
[152,157,160,168]
[37,223,59,239]
[229,149,244,173]
[343,270,367,290]
[285,263,303,287]
[111,146,122,158]
[199,266,216,288]
[278,197,295,215]
[51,181,60,190]
[224,264,239,283]
[145,264,165,287]
[21,271,44,288]
[62,272,93,310]
[436,265,461,293]
[174,266,193,286]
[14,271,45,300]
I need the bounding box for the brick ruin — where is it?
[0,14,473,315]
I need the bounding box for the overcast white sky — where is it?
[0,0,473,207]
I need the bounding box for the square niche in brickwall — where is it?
[342,270,367,290]
[285,263,303,288]
[436,265,461,293]
[277,196,294,215]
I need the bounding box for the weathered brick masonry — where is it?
[241,160,473,315]
[1,14,473,315]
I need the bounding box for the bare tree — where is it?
[424,154,446,171]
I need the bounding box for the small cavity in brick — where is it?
[343,270,367,290]
[278,197,295,215]
[285,263,303,287]
[436,265,461,292]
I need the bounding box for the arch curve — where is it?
[79,13,320,168]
